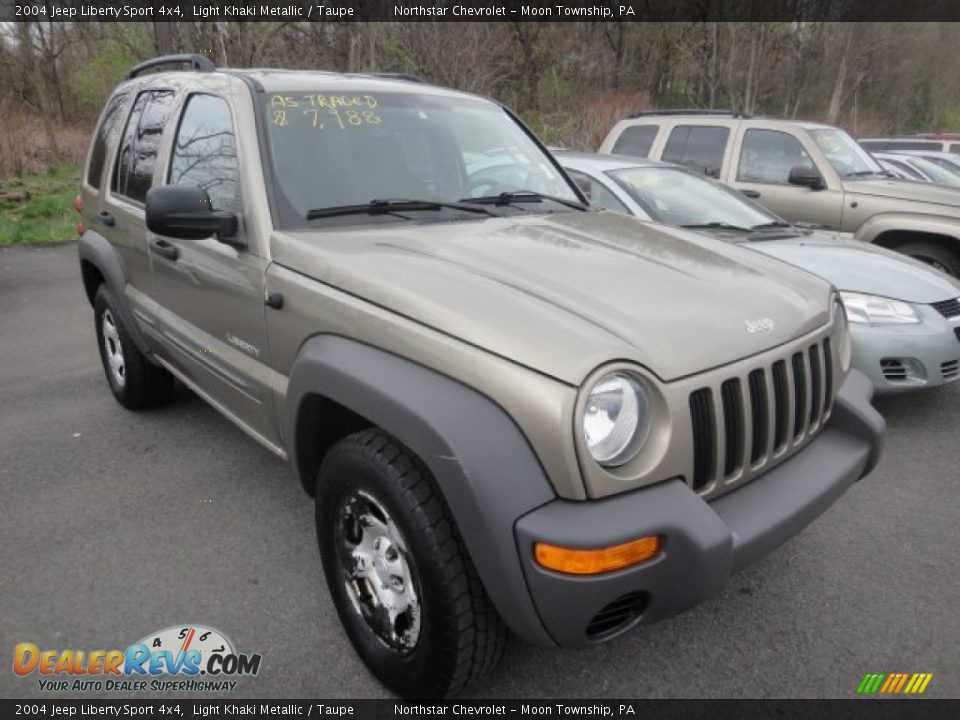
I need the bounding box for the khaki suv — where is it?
[600,111,960,276]
[78,57,883,697]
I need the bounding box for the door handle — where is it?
[151,238,179,261]
[96,210,115,226]
[740,189,761,199]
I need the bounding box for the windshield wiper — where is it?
[750,221,794,231]
[460,191,587,211]
[680,221,752,233]
[307,198,497,220]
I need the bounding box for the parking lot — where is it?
[1,241,958,699]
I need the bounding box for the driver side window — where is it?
[737,129,813,185]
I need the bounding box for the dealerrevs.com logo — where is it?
[13,625,262,692]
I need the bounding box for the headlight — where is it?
[582,372,652,467]
[840,292,920,325]
[834,297,852,372]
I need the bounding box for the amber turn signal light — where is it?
[534,536,661,575]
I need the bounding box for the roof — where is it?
[553,150,670,171]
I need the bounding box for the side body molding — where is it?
[285,335,558,646]
[77,231,150,353]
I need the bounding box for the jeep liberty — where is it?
[78,56,884,697]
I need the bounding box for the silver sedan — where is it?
[557,150,960,393]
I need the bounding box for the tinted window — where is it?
[737,129,814,184]
[169,95,240,213]
[611,125,658,158]
[950,144,960,155]
[661,125,729,177]
[87,94,127,189]
[564,169,628,213]
[112,90,175,203]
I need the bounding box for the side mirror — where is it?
[788,165,825,190]
[145,186,239,243]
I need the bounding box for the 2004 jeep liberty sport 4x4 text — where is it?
[76,55,884,697]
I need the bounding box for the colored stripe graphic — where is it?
[857,672,933,695]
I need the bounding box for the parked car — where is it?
[870,152,960,188]
[558,151,960,393]
[859,134,960,154]
[77,56,883,697]
[599,111,960,276]
[885,149,960,177]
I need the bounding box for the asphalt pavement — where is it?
[1,242,958,699]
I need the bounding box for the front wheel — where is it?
[897,242,960,277]
[315,429,507,697]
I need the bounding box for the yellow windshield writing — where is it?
[269,94,382,129]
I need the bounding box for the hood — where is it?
[843,178,960,213]
[748,233,960,304]
[271,212,832,384]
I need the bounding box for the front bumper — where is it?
[514,370,884,648]
[850,307,960,393]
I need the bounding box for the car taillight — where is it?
[74,195,84,236]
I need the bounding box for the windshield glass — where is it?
[807,128,883,177]
[608,166,778,229]
[909,157,960,186]
[262,90,578,227]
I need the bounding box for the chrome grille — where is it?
[689,337,835,498]
[931,297,960,319]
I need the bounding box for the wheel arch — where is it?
[77,231,150,352]
[286,334,558,646]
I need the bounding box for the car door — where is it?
[728,126,845,230]
[148,92,281,451]
[101,89,176,336]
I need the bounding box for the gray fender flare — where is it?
[77,231,150,353]
[286,335,558,646]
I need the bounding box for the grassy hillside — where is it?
[0,165,81,245]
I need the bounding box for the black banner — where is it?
[2,700,960,719]
[4,0,960,23]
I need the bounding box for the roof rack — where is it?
[628,109,751,119]
[127,54,216,80]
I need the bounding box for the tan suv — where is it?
[600,111,960,276]
[78,58,883,697]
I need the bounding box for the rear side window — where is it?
[169,95,241,214]
[737,129,814,184]
[661,125,729,177]
[950,144,960,155]
[111,90,175,203]
[612,125,658,158]
[86,95,127,189]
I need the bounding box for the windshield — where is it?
[909,157,960,187]
[262,90,578,227]
[807,128,883,177]
[608,166,779,229]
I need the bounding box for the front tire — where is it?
[315,429,507,698]
[93,285,173,409]
[897,242,960,277]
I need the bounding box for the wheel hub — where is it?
[337,491,421,652]
[101,309,126,388]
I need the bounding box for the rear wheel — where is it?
[93,285,173,409]
[897,242,960,277]
[315,429,507,697]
